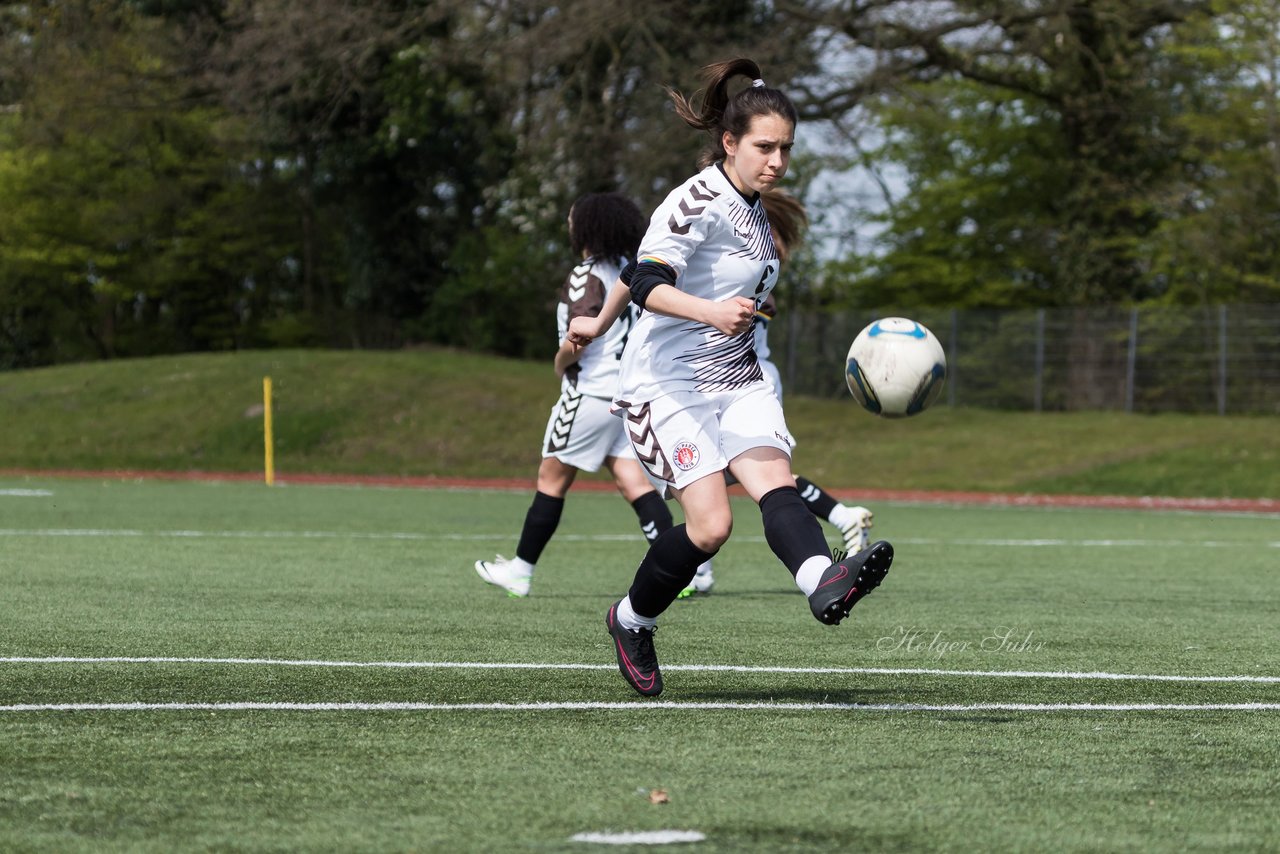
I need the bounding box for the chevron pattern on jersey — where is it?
[546,388,584,453]
[674,323,764,392]
[622,402,675,483]
[667,180,720,235]
[568,262,591,302]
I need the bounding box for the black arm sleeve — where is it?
[619,260,637,285]
[628,261,677,309]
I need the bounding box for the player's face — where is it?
[723,113,794,195]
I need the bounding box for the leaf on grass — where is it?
[648,788,670,805]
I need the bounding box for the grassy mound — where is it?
[2,348,1276,497]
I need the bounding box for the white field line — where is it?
[1,528,1277,548]
[0,489,53,497]
[571,830,706,845]
[3,701,1279,713]
[2,656,1277,684]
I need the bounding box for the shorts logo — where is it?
[672,441,701,471]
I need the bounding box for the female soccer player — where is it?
[473,192,674,598]
[679,191,874,598]
[568,60,893,696]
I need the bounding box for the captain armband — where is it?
[628,260,677,309]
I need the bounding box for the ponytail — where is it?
[760,191,808,262]
[667,58,799,169]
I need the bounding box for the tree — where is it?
[432,0,821,214]
[786,0,1215,306]
[1,0,832,365]
[405,0,824,356]
[1146,0,1280,304]
[0,1,294,365]
[825,78,1073,309]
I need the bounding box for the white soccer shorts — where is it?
[618,382,794,491]
[541,387,632,472]
[759,358,783,401]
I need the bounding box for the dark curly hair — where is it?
[569,192,647,265]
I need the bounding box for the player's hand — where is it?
[567,315,601,346]
[704,296,757,337]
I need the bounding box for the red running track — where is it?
[3,468,1277,515]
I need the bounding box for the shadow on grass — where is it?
[675,686,895,704]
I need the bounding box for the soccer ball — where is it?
[845,317,947,417]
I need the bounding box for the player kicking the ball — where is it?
[678,190,874,599]
[567,59,893,697]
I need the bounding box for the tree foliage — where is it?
[0,2,291,364]
[0,0,1277,369]
[1146,0,1280,304]
[795,0,1237,308]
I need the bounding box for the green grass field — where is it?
[2,475,1277,852]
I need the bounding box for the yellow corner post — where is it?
[263,376,275,486]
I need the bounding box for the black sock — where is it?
[795,475,838,521]
[515,491,565,565]
[760,485,830,577]
[630,491,673,542]
[627,524,717,618]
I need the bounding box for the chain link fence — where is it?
[773,304,1280,414]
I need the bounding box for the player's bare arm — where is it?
[642,285,755,337]
[552,338,581,379]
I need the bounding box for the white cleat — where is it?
[474,555,531,598]
[839,506,875,555]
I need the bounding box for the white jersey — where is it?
[616,163,780,406]
[555,255,636,399]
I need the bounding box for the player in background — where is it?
[679,190,873,597]
[473,192,674,597]
[567,59,894,696]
